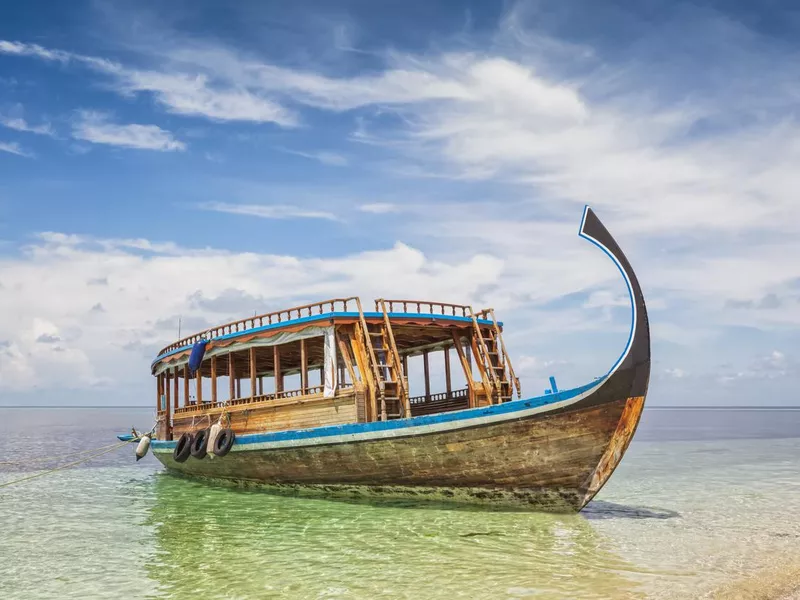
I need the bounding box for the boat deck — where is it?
[150,297,520,441]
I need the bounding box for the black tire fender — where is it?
[190,428,209,459]
[173,432,193,463]
[213,428,236,457]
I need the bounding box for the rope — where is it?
[0,440,134,466]
[0,439,136,489]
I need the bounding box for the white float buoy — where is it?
[206,423,222,459]
[135,434,151,461]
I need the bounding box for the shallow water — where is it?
[1,407,799,599]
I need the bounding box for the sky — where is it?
[1,0,799,406]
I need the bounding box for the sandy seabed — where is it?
[709,560,800,600]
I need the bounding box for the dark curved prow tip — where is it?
[578,206,650,398]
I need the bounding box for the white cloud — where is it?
[0,115,55,136]
[0,141,33,157]
[72,111,186,151]
[664,368,687,379]
[198,201,341,222]
[0,232,508,400]
[359,203,399,214]
[119,71,297,126]
[716,350,795,384]
[279,148,348,166]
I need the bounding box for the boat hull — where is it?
[153,392,644,511]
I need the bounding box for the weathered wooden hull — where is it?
[153,393,645,511]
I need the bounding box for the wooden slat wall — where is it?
[172,394,359,437]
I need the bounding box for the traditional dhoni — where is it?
[122,207,651,511]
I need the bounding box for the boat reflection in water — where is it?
[144,473,649,599]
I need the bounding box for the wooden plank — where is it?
[444,347,452,394]
[196,368,202,405]
[183,365,190,407]
[164,373,172,440]
[211,355,217,405]
[451,332,475,408]
[250,347,257,398]
[300,339,308,393]
[274,345,283,394]
[470,335,494,405]
[164,370,171,410]
[229,352,235,400]
[336,332,358,390]
[350,322,376,422]
[171,392,359,436]
[423,350,430,400]
[173,367,179,410]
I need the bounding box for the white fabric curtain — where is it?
[323,326,338,398]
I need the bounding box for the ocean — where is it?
[1,407,799,599]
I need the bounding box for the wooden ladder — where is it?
[355,298,409,420]
[469,308,521,403]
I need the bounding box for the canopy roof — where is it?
[151,298,501,375]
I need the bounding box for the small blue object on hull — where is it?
[188,339,208,374]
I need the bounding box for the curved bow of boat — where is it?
[574,206,651,507]
[578,205,651,400]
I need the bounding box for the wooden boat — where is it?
[122,207,650,511]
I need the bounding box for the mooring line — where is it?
[0,440,134,466]
[0,439,137,489]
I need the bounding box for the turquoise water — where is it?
[1,407,799,599]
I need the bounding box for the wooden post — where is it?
[173,367,179,410]
[444,347,452,396]
[211,356,217,405]
[470,335,494,405]
[164,370,171,409]
[402,355,408,379]
[163,373,172,440]
[258,376,263,396]
[300,339,308,393]
[423,350,430,400]
[452,333,475,407]
[349,324,377,421]
[183,365,190,406]
[336,332,358,387]
[274,345,283,394]
[236,377,241,399]
[250,347,257,399]
[229,353,235,400]
[196,367,203,405]
[156,374,162,411]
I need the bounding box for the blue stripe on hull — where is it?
[148,378,603,450]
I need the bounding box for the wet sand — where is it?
[710,560,800,600]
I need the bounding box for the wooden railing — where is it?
[172,384,335,414]
[158,297,359,356]
[376,299,472,317]
[408,388,469,405]
[157,297,490,358]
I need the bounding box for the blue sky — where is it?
[1,0,799,406]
